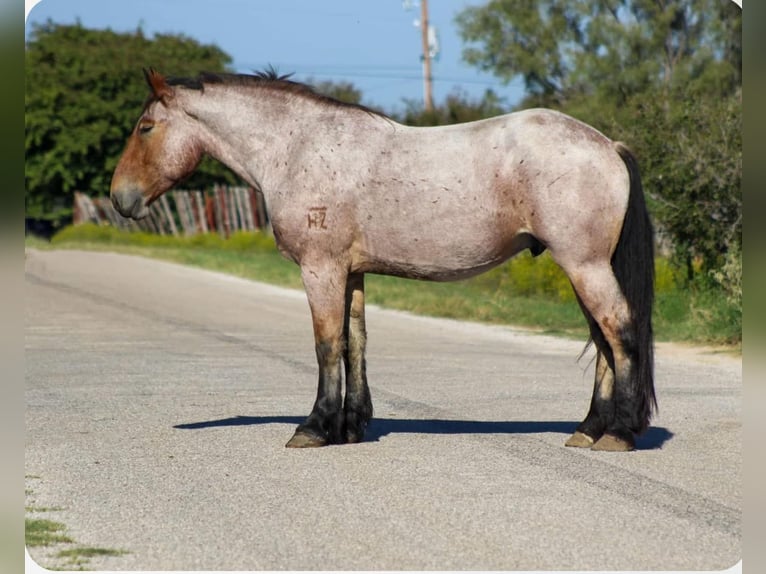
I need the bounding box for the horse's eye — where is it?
[138,123,154,135]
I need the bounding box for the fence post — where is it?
[71,188,269,237]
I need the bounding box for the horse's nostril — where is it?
[111,188,145,219]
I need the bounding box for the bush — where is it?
[500,252,575,302]
[50,223,278,253]
[709,243,742,311]
[496,251,681,303]
[51,223,126,244]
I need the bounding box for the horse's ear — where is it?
[143,68,173,103]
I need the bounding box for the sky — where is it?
[24,0,526,114]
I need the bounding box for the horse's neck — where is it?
[182,90,279,188]
[186,88,372,192]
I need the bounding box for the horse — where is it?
[111,68,655,452]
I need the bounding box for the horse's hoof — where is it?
[345,422,368,444]
[285,432,326,448]
[591,434,634,452]
[345,430,364,444]
[565,431,595,448]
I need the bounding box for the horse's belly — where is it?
[355,225,535,282]
[350,147,533,280]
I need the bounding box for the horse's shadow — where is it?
[174,415,673,450]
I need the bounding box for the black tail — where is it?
[613,143,656,432]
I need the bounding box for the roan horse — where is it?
[111,69,655,451]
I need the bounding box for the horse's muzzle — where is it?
[111,187,149,219]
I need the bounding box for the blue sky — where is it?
[25,0,526,114]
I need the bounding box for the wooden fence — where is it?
[73,186,269,237]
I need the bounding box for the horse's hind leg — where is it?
[565,262,639,451]
[343,273,373,443]
[286,263,348,448]
[564,292,615,448]
[565,350,614,448]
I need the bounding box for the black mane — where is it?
[166,68,387,118]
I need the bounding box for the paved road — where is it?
[25,249,741,571]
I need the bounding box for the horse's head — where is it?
[110,69,203,219]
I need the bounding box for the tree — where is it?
[397,88,507,126]
[456,0,582,105]
[626,88,741,278]
[25,22,235,228]
[307,78,364,105]
[455,0,741,282]
[456,0,740,108]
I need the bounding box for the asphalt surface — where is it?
[25,248,741,571]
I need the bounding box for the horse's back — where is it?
[349,108,629,279]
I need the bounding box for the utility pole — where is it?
[419,0,434,112]
[404,0,438,111]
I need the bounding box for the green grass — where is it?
[30,223,741,346]
[26,506,65,513]
[54,547,128,570]
[25,518,73,547]
[26,479,128,570]
[26,513,128,570]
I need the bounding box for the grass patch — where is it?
[30,223,741,346]
[26,506,65,513]
[26,514,128,571]
[54,547,129,570]
[57,547,128,559]
[25,518,73,547]
[366,272,586,337]
[25,479,128,570]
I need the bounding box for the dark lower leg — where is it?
[602,327,642,444]
[343,273,372,443]
[591,336,638,451]
[567,351,613,447]
[286,265,347,448]
[567,293,614,447]
[566,269,635,451]
[289,340,345,446]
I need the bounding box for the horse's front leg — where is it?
[343,273,373,443]
[286,263,348,448]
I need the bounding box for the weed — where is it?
[25,481,128,570]
[25,518,73,547]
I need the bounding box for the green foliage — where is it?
[456,0,582,103]
[654,257,680,294]
[51,223,277,253]
[515,253,570,301]
[620,89,742,279]
[499,252,575,302]
[455,0,741,305]
[308,78,363,104]
[710,241,742,311]
[457,0,741,108]
[25,22,236,229]
[303,77,389,117]
[397,88,507,126]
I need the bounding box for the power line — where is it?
[232,62,512,88]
